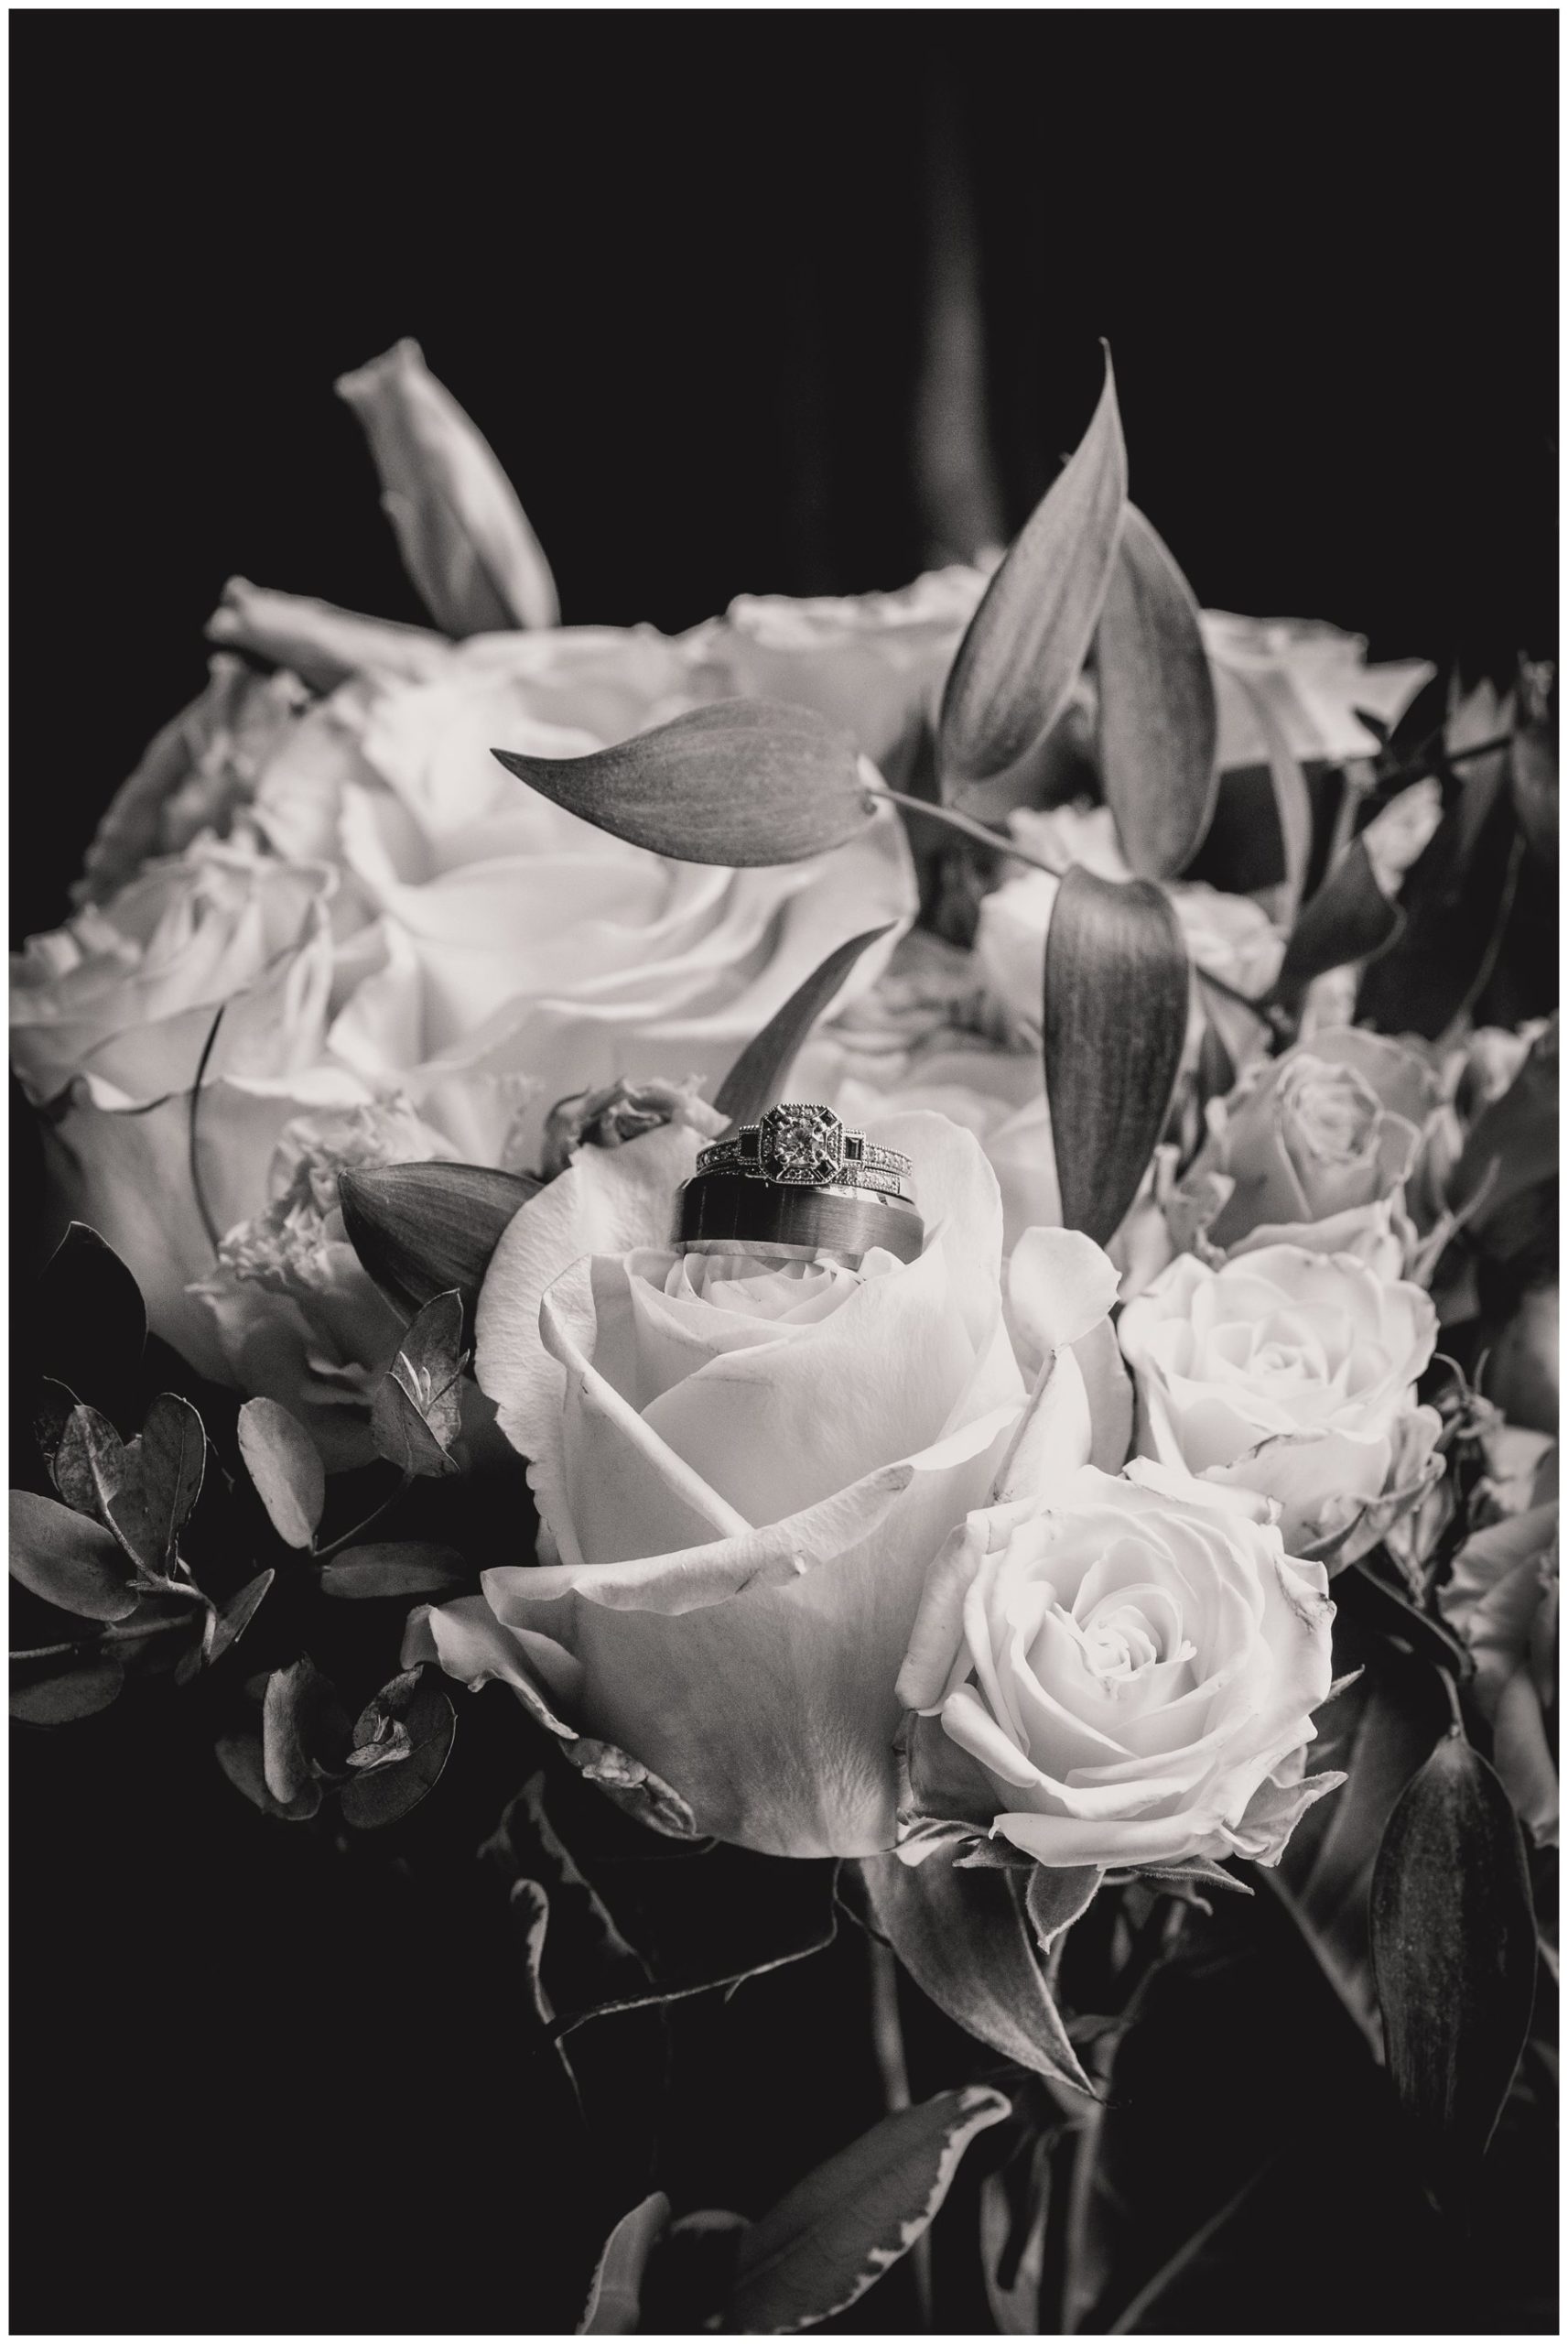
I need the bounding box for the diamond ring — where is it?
[696,1104,914,1199]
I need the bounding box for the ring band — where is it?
[697,1103,913,1199]
[675,1171,925,1265]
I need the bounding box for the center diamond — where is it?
[760,1103,842,1185]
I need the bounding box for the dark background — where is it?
[9,10,1560,2335]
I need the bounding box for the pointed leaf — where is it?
[730,2086,1011,2333]
[1044,864,1188,1246]
[339,1159,538,1330]
[9,1491,136,1621]
[1228,666,1314,927]
[713,923,895,1126]
[939,350,1127,796]
[1272,835,1402,995]
[207,1568,275,1666]
[237,1397,326,1547]
[862,1845,1096,2094]
[1356,751,1525,1038]
[579,2194,672,2335]
[493,700,874,866]
[319,1543,469,1600]
[370,1376,460,1479]
[1095,503,1219,878]
[384,1290,466,1449]
[1370,1731,1536,2199]
[11,1654,126,1724]
[138,1393,206,1564]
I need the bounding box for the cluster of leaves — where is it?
[10,1227,474,1835]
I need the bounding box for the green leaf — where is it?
[1370,1730,1537,2201]
[339,1670,457,1829]
[35,1224,146,1428]
[1451,1017,1558,1229]
[728,2086,1011,2333]
[1044,864,1189,1247]
[237,1397,326,1548]
[1228,667,1314,928]
[261,1656,348,1805]
[207,1568,275,1666]
[1271,835,1401,995]
[319,1542,469,1600]
[10,1654,126,1724]
[493,700,874,866]
[712,923,895,1127]
[338,1159,538,1332]
[1095,503,1219,879]
[9,1490,137,1621]
[938,348,1127,798]
[980,2136,1053,2336]
[215,1731,321,1821]
[861,1845,1097,2095]
[369,1290,466,1479]
[32,1378,79,1477]
[1356,749,1524,1038]
[579,2193,671,2335]
[137,1392,205,1563]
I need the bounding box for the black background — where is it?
[9,10,1560,2335]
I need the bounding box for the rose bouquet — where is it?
[11,340,1557,2333]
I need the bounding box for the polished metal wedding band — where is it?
[676,1102,924,1264]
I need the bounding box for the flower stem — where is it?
[868,1937,933,2326]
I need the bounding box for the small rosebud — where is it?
[335,339,558,636]
[538,1078,699,1182]
[206,578,449,693]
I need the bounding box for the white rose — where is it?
[897,1460,1339,1870]
[1118,1245,1442,1565]
[407,1112,1052,1858]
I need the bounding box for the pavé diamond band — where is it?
[695,1103,914,1198]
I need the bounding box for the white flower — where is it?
[1118,1244,1442,1565]
[897,1461,1339,1870]
[408,1112,1035,1858]
[1200,613,1433,767]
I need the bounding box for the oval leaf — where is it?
[138,1392,206,1562]
[1095,502,1219,878]
[493,700,874,867]
[938,349,1127,797]
[578,2193,673,2335]
[713,922,896,1126]
[730,2085,1011,2333]
[10,1654,126,1725]
[339,1160,539,1330]
[320,1543,470,1600]
[1044,864,1189,1246]
[237,1398,326,1548]
[861,1845,1096,2095]
[9,1490,136,1622]
[208,1568,276,1666]
[1370,1730,1537,2199]
[1272,834,1402,995]
[339,1677,457,1828]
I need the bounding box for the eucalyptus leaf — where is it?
[713,923,895,1127]
[1095,502,1219,878]
[339,1159,538,1332]
[138,1392,206,1563]
[237,1397,326,1548]
[370,1291,466,1478]
[10,1653,126,1724]
[1271,835,1401,996]
[215,1731,321,1821]
[261,1656,348,1805]
[728,2086,1011,2333]
[1044,864,1189,1247]
[861,1844,1097,2095]
[578,2193,671,2335]
[370,1376,460,1480]
[207,1568,275,1666]
[1370,1730,1536,2199]
[32,1378,79,1477]
[319,1543,469,1600]
[9,1490,137,1622]
[938,350,1127,797]
[340,1674,457,1828]
[493,700,874,866]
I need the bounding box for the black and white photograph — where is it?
[8,7,1559,2337]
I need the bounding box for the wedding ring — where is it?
[696,1103,914,1199]
[675,1170,925,1265]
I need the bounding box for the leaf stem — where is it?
[866,787,1264,1016]
[12,1612,196,1663]
[188,1002,228,1257]
[313,1471,415,1562]
[867,1936,933,2327]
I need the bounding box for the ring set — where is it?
[676,1102,924,1265]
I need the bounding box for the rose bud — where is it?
[335,338,559,636]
